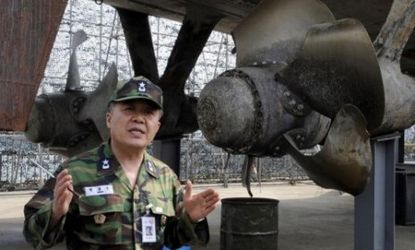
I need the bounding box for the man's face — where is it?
[106,100,161,151]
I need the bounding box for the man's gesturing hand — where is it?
[183,180,220,223]
[51,169,73,225]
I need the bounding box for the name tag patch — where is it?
[84,184,114,196]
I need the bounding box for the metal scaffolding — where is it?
[42,0,235,95]
[0,133,64,191]
[0,0,309,190]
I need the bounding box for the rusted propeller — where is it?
[198,0,335,157]
[25,32,118,156]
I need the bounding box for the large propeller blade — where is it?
[278,18,385,131]
[66,30,87,91]
[78,64,118,141]
[282,104,371,195]
[233,0,335,68]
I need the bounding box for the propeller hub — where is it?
[198,71,257,153]
[198,67,330,156]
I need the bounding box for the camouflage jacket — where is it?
[23,142,209,250]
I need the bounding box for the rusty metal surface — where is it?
[0,0,67,131]
[103,0,260,33]
[101,0,391,36]
[220,197,279,250]
[197,66,330,156]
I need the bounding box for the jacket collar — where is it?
[96,142,119,176]
[142,152,160,179]
[96,141,160,179]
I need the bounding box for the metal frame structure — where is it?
[43,0,234,95]
[355,133,400,250]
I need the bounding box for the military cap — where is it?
[110,76,163,109]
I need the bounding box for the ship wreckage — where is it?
[1,0,415,198]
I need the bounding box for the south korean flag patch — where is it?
[138,81,147,93]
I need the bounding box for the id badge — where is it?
[141,215,157,243]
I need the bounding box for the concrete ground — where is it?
[1,182,414,250]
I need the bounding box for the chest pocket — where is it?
[147,197,175,217]
[141,176,177,218]
[77,194,125,244]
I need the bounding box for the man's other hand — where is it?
[183,180,219,222]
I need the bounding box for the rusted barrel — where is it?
[220,197,279,250]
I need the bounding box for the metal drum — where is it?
[220,197,279,250]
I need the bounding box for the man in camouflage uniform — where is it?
[23,76,220,249]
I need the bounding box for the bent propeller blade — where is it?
[282,104,372,195]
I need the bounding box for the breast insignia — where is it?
[94,214,106,224]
